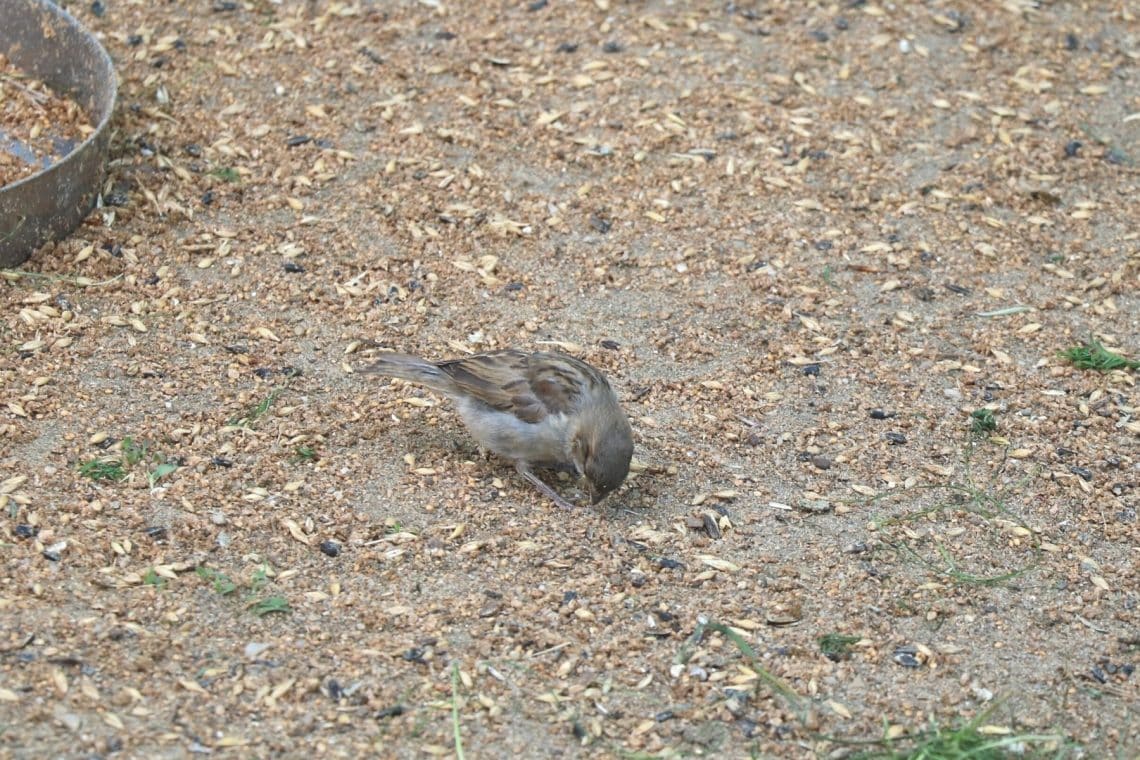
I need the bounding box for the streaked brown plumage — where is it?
[363,349,633,508]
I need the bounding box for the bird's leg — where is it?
[516,462,578,510]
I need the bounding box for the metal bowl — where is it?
[0,0,117,268]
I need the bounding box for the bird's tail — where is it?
[361,353,455,395]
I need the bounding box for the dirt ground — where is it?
[2,0,1138,757]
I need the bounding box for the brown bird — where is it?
[363,349,633,509]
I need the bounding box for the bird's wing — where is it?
[435,350,586,423]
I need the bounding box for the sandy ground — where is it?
[2,0,1138,757]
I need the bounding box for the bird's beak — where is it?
[590,488,603,505]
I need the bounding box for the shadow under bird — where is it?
[363,348,633,509]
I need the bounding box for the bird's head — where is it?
[571,402,634,504]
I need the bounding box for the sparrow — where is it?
[363,348,634,509]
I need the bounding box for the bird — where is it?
[362,348,633,509]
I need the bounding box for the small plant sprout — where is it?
[970,408,998,435]
[1061,339,1140,371]
[78,458,128,482]
[148,461,178,488]
[229,389,281,427]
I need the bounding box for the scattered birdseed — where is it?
[0,1,1136,757]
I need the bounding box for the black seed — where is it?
[810,454,833,470]
[600,339,620,350]
[90,0,105,17]
[528,0,547,9]
[319,540,342,557]
[15,524,38,539]
[657,557,683,570]
[376,704,407,718]
[561,591,578,605]
[869,408,894,419]
[702,513,722,539]
[144,526,168,540]
[572,721,587,739]
[128,34,144,46]
[43,551,61,562]
[835,17,849,30]
[655,710,674,722]
[253,367,273,380]
[504,281,524,292]
[281,366,302,378]
[814,240,833,250]
[283,261,305,273]
[211,457,233,469]
[588,214,612,233]
[944,283,971,295]
[1064,33,1079,51]
[326,679,343,699]
[360,47,383,65]
[810,30,829,42]
[893,649,920,668]
[739,718,761,738]
[402,647,426,664]
[1069,466,1093,482]
[286,135,312,148]
[556,42,578,54]
[885,432,907,445]
[1064,140,1082,157]
[602,41,623,53]
[801,363,821,376]
[435,31,457,40]
[212,1,238,11]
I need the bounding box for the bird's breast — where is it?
[454,399,573,466]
